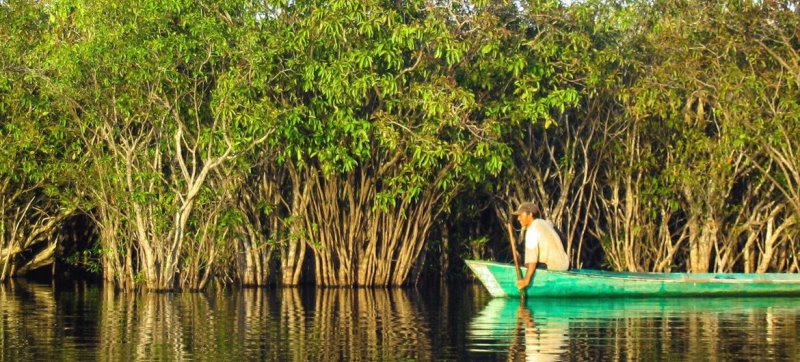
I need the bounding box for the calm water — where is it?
[2,280,799,361]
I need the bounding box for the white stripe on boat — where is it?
[473,265,507,297]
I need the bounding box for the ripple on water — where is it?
[2,283,800,361]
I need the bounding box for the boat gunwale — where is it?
[466,260,800,285]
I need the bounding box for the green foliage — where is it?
[64,246,103,274]
[3,0,800,283]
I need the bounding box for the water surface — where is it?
[2,280,799,360]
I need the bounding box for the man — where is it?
[512,202,569,291]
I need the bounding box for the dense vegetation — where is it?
[2,0,798,290]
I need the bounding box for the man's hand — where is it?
[516,279,529,290]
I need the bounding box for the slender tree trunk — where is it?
[439,223,450,281]
[282,165,311,286]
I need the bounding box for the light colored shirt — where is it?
[524,219,569,271]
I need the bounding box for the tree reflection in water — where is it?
[1,281,436,360]
[96,286,435,360]
[2,282,800,360]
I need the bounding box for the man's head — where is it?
[512,202,538,227]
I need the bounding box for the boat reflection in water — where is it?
[469,298,567,361]
[468,296,800,360]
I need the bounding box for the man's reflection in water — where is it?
[510,303,566,362]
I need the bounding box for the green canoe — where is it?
[466,260,800,298]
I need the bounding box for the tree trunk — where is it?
[690,217,716,273]
[282,165,311,286]
[439,223,450,281]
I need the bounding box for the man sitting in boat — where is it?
[512,202,570,291]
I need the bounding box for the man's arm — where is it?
[517,225,540,290]
[516,260,537,290]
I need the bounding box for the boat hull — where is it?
[465,260,800,298]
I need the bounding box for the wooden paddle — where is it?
[506,222,525,300]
